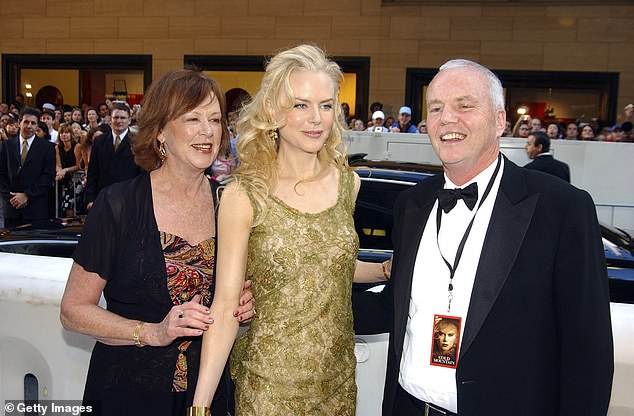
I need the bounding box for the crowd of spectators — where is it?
[339,101,634,143]
[0,97,143,227]
[343,101,428,135]
[1,93,632,228]
[508,104,633,143]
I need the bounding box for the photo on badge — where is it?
[430,315,461,369]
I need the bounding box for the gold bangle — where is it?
[382,260,390,280]
[133,321,145,347]
[186,406,210,416]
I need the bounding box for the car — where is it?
[351,160,634,300]
[0,217,84,258]
[1,162,633,414]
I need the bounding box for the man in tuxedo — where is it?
[524,131,571,182]
[354,60,613,415]
[85,102,141,210]
[0,107,56,227]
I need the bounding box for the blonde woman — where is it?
[192,44,363,415]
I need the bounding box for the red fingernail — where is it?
[233,311,238,317]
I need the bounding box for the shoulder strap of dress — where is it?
[340,165,356,214]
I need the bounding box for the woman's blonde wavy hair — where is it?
[234,44,348,226]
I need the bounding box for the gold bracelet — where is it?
[382,260,390,280]
[133,321,145,347]
[186,406,210,416]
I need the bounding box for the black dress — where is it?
[57,143,82,213]
[73,173,233,416]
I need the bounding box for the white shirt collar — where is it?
[20,134,36,146]
[113,128,129,143]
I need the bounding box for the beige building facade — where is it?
[1,0,633,122]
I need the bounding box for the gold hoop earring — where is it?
[159,141,167,163]
[268,129,278,143]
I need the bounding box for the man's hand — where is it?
[10,192,28,209]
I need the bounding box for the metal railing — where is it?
[595,203,634,234]
[54,170,85,218]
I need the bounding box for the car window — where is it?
[354,171,634,305]
[355,179,412,250]
[0,241,77,258]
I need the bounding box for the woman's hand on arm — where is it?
[60,263,213,347]
[149,294,213,346]
[192,182,254,407]
[234,279,254,323]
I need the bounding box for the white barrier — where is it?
[344,132,634,232]
[1,252,632,415]
[0,253,93,405]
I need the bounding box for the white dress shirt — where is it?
[399,156,504,413]
[49,129,58,144]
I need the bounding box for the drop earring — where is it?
[268,129,278,143]
[159,141,167,163]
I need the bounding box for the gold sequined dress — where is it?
[231,167,359,415]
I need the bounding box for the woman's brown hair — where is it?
[132,68,229,171]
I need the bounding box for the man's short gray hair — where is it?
[438,59,505,111]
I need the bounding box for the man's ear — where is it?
[495,109,506,138]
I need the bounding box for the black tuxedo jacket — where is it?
[524,154,570,183]
[84,130,141,206]
[0,136,56,223]
[354,157,613,415]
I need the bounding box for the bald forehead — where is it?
[428,67,492,105]
[431,66,487,90]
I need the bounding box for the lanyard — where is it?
[435,154,502,312]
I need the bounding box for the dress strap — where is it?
[339,166,356,215]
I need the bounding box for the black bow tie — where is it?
[438,183,478,213]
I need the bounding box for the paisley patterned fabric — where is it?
[232,167,359,415]
[162,232,215,392]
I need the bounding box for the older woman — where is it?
[60,69,253,416]
[83,107,100,130]
[192,44,363,415]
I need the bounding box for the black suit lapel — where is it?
[107,132,117,155]
[11,138,21,165]
[392,175,443,358]
[459,159,539,359]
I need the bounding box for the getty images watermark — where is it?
[4,400,95,415]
